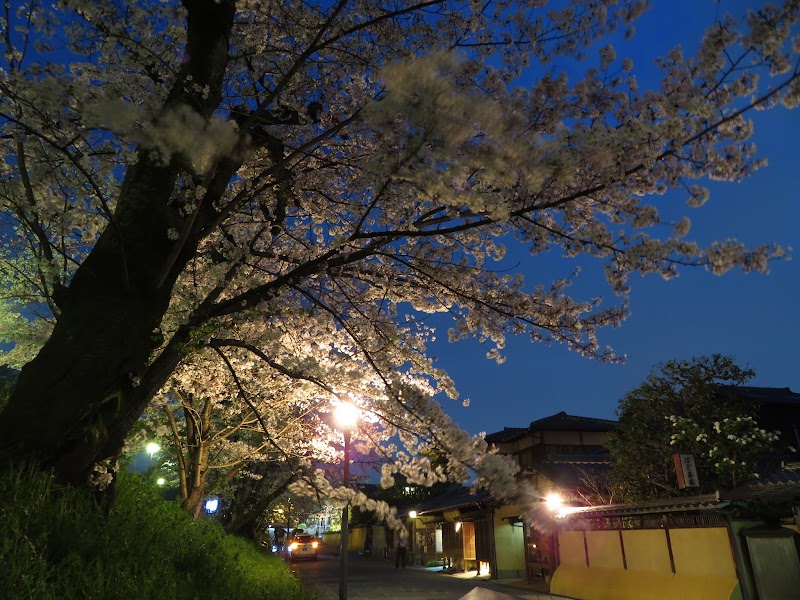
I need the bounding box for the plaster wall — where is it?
[551,526,741,600]
[493,504,526,578]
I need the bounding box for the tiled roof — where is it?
[548,452,612,464]
[562,494,724,518]
[484,427,528,444]
[723,463,800,501]
[416,485,493,515]
[529,411,618,432]
[485,412,617,445]
[716,385,800,406]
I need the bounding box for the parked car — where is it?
[288,534,319,561]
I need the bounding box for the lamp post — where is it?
[145,442,160,480]
[408,511,417,566]
[335,402,358,600]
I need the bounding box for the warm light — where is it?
[277,508,284,514]
[455,521,462,532]
[545,492,564,512]
[156,477,166,486]
[334,402,359,430]
[312,541,319,548]
[289,542,299,550]
[408,510,418,519]
[145,442,160,457]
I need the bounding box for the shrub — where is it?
[0,466,317,599]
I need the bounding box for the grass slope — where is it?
[0,466,318,600]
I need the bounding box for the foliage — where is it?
[0,366,17,412]
[667,413,784,488]
[610,354,784,500]
[0,1,798,521]
[0,465,317,600]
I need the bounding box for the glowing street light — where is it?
[145,442,160,458]
[335,402,359,431]
[156,477,166,486]
[407,510,419,566]
[144,442,161,481]
[334,402,359,600]
[545,492,564,512]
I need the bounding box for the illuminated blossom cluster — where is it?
[667,414,783,486]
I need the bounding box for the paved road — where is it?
[288,554,564,600]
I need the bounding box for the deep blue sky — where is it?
[431,0,800,436]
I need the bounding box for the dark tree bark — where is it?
[0,0,237,487]
[224,471,297,539]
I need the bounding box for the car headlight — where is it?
[289,542,299,550]
[312,541,319,548]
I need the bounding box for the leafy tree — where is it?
[610,354,785,501]
[0,366,18,412]
[0,0,798,510]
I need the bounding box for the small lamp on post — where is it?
[335,402,359,600]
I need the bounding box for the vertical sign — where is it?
[673,453,700,489]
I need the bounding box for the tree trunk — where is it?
[0,0,237,488]
[183,482,208,520]
[224,472,297,537]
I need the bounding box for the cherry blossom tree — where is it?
[0,0,798,513]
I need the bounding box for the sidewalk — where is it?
[410,563,571,600]
[301,552,572,600]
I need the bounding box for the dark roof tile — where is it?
[529,411,617,432]
[484,427,528,444]
[717,385,800,406]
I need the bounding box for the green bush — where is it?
[0,466,318,599]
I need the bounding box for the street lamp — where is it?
[145,442,160,480]
[335,402,359,600]
[545,492,563,512]
[408,510,418,566]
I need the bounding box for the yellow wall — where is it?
[622,530,672,573]
[322,531,340,552]
[586,531,623,569]
[670,528,736,579]
[558,530,586,566]
[494,505,526,577]
[349,525,367,552]
[551,527,741,600]
[370,525,387,558]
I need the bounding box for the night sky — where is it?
[430,0,800,436]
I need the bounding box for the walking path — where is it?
[416,564,567,600]
[292,553,571,600]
